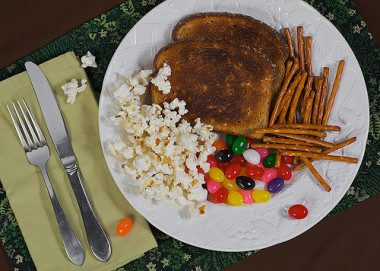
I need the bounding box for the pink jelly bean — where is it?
[261,168,278,183]
[254,147,269,159]
[241,190,254,204]
[257,162,265,169]
[207,180,221,193]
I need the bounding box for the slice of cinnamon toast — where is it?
[151,41,275,136]
[172,12,288,91]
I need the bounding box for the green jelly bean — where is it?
[232,136,247,155]
[263,153,277,168]
[226,134,236,147]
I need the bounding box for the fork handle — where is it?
[66,168,111,262]
[39,164,85,265]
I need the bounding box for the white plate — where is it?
[98,0,369,251]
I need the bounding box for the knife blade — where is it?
[25,62,111,262]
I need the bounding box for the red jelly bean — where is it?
[245,165,265,179]
[204,173,212,182]
[225,163,242,180]
[288,204,308,219]
[231,155,246,166]
[281,155,294,164]
[207,155,218,167]
[217,162,229,172]
[213,188,229,203]
[277,163,292,181]
[197,165,205,174]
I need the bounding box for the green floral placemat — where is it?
[0,0,379,270]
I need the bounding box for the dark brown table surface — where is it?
[0,1,379,270]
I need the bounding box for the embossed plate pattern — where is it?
[98,0,369,251]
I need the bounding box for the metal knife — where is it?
[25,62,112,262]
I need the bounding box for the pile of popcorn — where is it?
[108,64,216,216]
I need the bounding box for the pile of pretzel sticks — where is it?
[251,25,358,192]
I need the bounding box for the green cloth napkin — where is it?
[0,52,157,271]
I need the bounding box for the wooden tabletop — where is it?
[0,0,379,270]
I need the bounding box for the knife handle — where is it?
[67,167,112,261]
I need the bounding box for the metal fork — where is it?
[7,99,85,266]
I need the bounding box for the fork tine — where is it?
[22,98,47,145]
[17,100,41,147]
[7,104,30,152]
[12,101,35,150]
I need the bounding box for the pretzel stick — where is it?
[285,59,293,77]
[302,91,315,124]
[275,152,282,168]
[300,157,331,192]
[276,133,334,148]
[269,60,300,126]
[288,72,308,123]
[272,123,341,131]
[278,72,305,123]
[305,36,312,74]
[297,26,305,70]
[262,136,317,146]
[317,67,330,124]
[252,127,326,139]
[280,150,358,163]
[276,72,303,124]
[250,143,323,153]
[311,76,323,124]
[284,28,295,58]
[322,60,345,125]
[293,137,357,170]
[301,75,314,119]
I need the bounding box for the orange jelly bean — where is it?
[116,218,134,237]
[213,140,228,152]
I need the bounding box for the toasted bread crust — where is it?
[151,41,275,136]
[172,12,288,91]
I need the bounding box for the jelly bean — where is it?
[241,190,254,204]
[281,155,294,164]
[236,176,255,190]
[215,149,233,163]
[263,153,277,168]
[254,147,269,159]
[245,165,265,179]
[227,191,244,206]
[213,188,229,203]
[204,173,212,182]
[207,180,221,193]
[288,204,308,219]
[232,136,247,155]
[225,163,242,179]
[243,149,260,165]
[116,218,134,236]
[267,177,285,193]
[206,155,218,167]
[231,154,246,166]
[261,168,278,183]
[197,165,205,174]
[226,134,236,147]
[217,162,229,172]
[209,167,225,182]
[257,162,265,169]
[222,179,240,191]
[213,140,228,152]
[246,137,253,148]
[252,189,271,203]
[277,163,292,181]
[240,166,247,176]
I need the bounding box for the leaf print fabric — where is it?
[0,0,379,270]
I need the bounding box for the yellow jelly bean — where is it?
[209,167,225,182]
[222,179,240,191]
[252,189,271,203]
[227,191,244,206]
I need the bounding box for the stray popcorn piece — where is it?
[182,203,207,218]
[81,51,97,68]
[108,68,216,214]
[61,79,87,104]
[151,63,171,94]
